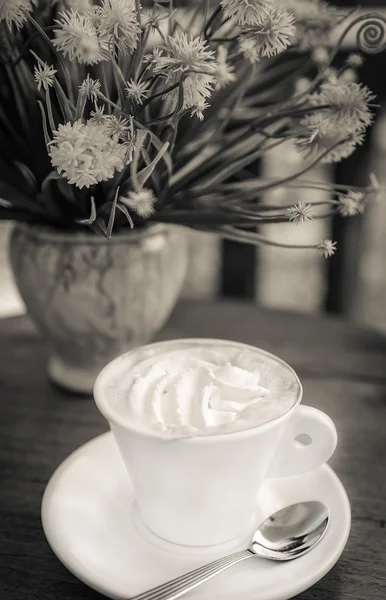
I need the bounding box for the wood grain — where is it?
[0,301,385,600]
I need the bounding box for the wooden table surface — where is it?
[1,300,386,600]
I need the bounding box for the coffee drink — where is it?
[102,340,301,438]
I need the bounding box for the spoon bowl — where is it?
[251,501,329,560]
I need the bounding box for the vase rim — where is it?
[12,221,168,245]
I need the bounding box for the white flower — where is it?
[317,239,337,258]
[53,9,107,64]
[90,106,106,125]
[89,110,135,145]
[296,112,365,163]
[311,46,329,65]
[294,77,311,94]
[239,38,261,63]
[319,135,364,164]
[120,189,156,218]
[367,173,382,203]
[240,7,295,60]
[309,81,375,132]
[88,111,136,156]
[97,0,140,55]
[337,191,365,217]
[146,33,216,111]
[125,79,150,104]
[340,69,357,84]
[287,201,314,224]
[103,115,131,140]
[0,0,36,30]
[34,63,57,91]
[214,46,235,90]
[279,0,344,50]
[322,68,338,84]
[190,100,210,121]
[220,0,272,27]
[79,74,101,101]
[346,53,363,68]
[48,119,127,189]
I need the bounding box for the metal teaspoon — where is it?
[129,500,329,600]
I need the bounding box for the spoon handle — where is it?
[128,549,254,600]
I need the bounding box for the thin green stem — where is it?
[188,138,286,195]
[219,226,318,250]
[97,91,128,117]
[134,26,151,81]
[168,0,174,36]
[218,179,365,195]
[137,80,180,113]
[45,88,56,132]
[204,6,222,38]
[253,138,353,195]
[154,24,167,43]
[75,91,87,120]
[37,100,51,145]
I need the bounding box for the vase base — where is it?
[48,356,101,396]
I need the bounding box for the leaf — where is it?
[116,202,134,228]
[29,49,46,69]
[14,161,37,192]
[0,157,33,197]
[4,65,31,135]
[54,80,74,121]
[75,92,87,121]
[106,188,119,239]
[89,217,108,237]
[137,141,170,187]
[0,207,46,224]
[130,129,148,192]
[170,144,219,187]
[191,138,284,194]
[37,100,51,145]
[205,131,265,169]
[41,171,76,211]
[76,196,97,225]
[185,0,209,32]
[45,88,56,132]
[109,58,126,107]
[134,119,173,175]
[0,107,29,157]
[0,175,47,216]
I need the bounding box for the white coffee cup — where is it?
[94,339,337,548]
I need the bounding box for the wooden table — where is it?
[1,301,385,600]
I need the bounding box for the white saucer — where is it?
[42,432,351,600]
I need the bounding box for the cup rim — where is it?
[93,338,303,443]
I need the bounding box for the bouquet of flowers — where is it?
[0,0,385,258]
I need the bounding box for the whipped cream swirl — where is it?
[126,350,269,435]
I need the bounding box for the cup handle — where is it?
[267,405,338,479]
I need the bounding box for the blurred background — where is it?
[1,0,386,329]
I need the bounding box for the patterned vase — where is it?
[9,222,187,394]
